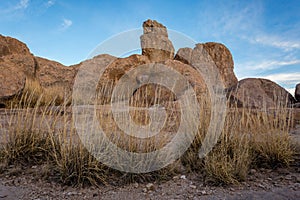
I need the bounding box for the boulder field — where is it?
[0,19,297,109]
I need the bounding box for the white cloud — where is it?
[46,0,55,8]
[286,88,295,96]
[61,18,73,30]
[14,0,30,10]
[260,72,300,85]
[252,35,300,51]
[244,59,300,70]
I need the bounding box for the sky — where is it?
[0,0,299,94]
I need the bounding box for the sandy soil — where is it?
[0,164,299,200]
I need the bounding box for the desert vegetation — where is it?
[0,80,296,188]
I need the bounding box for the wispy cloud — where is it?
[244,59,300,70]
[45,0,55,8]
[60,18,73,31]
[260,72,300,85]
[0,0,30,15]
[252,35,300,51]
[14,0,29,10]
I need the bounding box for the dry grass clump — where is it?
[6,78,66,108]
[0,82,296,187]
[0,97,109,187]
[51,142,109,187]
[200,105,294,184]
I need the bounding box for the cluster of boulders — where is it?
[0,19,299,109]
[0,34,77,106]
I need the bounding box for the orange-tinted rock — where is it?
[0,35,35,101]
[35,57,77,98]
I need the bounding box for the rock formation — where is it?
[229,78,296,109]
[296,83,300,102]
[0,35,35,101]
[0,34,76,106]
[35,57,77,98]
[0,19,296,110]
[175,43,238,89]
[140,19,175,62]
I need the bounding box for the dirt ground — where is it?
[0,110,300,200]
[0,163,299,200]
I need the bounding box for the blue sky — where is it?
[0,0,299,94]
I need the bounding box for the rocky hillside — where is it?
[0,19,298,108]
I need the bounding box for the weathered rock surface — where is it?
[93,52,207,106]
[174,47,193,65]
[229,78,296,109]
[175,43,238,89]
[140,19,175,62]
[35,57,77,98]
[0,35,31,57]
[95,54,150,104]
[201,43,238,89]
[0,20,296,111]
[0,35,36,101]
[0,34,77,104]
[296,83,300,102]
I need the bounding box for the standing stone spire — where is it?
[140,19,175,62]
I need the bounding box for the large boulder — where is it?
[0,35,36,102]
[174,47,193,65]
[229,78,296,109]
[92,52,207,106]
[95,54,150,104]
[0,35,31,57]
[201,43,238,89]
[175,43,238,89]
[35,57,77,99]
[140,19,175,62]
[296,83,300,102]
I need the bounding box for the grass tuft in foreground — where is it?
[0,83,296,186]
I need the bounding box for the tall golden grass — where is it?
[0,80,296,186]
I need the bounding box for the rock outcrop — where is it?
[175,43,238,89]
[0,19,296,111]
[296,83,300,102]
[0,34,76,105]
[174,47,193,65]
[35,57,77,98]
[229,78,296,109]
[201,43,238,89]
[0,35,35,101]
[140,19,175,62]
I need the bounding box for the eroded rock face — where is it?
[174,48,193,65]
[35,57,77,98]
[175,43,238,89]
[0,35,35,101]
[296,83,300,102]
[93,53,207,107]
[1,19,294,111]
[0,34,77,104]
[96,54,151,104]
[229,78,296,109]
[0,35,30,57]
[140,19,175,62]
[202,43,238,89]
